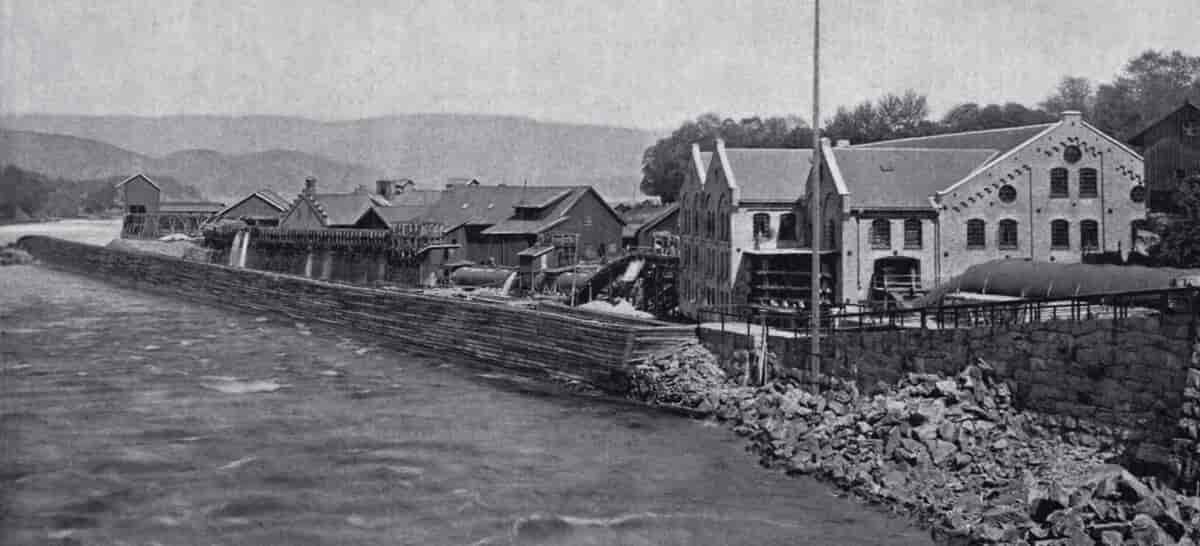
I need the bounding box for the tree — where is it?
[1040,76,1096,118]
[1150,176,1200,266]
[640,114,810,201]
[824,90,936,144]
[939,102,1056,133]
[1092,50,1200,139]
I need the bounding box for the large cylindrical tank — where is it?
[553,272,592,294]
[450,267,517,293]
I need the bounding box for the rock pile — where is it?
[630,342,1200,545]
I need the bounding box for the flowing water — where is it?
[0,218,122,246]
[0,225,930,545]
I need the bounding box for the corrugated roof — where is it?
[831,148,998,209]
[388,189,443,206]
[852,124,1055,152]
[721,148,814,202]
[159,201,225,213]
[371,204,431,225]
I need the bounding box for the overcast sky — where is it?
[1,0,1197,129]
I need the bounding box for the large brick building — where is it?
[677,111,1148,316]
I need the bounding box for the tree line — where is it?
[641,49,1200,202]
[0,165,199,222]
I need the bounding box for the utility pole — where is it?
[808,0,822,377]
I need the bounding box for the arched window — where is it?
[1080,220,1099,251]
[705,210,714,238]
[778,213,797,241]
[998,219,1018,249]
[717,195,728,241]
[1049,168,1069,198]
[1079,168,1098,198]
[824,219,837,249]
[966,219,986,249]
[1051,219,1070,249]
[753,213,772,239]
[870,219,891,249]
[903,219,922,249]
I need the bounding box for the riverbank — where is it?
[628,342,1200,544]
[0,265,931,545]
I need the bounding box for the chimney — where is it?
[303,177,317,196]
[376,180,396,200]
[836,139,851,148]
[1061,110,1083,123]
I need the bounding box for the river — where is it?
[0,223,930,545]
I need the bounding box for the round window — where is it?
[1130,185,1147,203]
[1063,145,1082,164]
[998,184,1017,203]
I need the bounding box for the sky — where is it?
[1,0,1197,130]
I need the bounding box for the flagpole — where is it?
[808,0,822,377]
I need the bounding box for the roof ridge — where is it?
[835,147,1001,153]
[851,123,1056,147]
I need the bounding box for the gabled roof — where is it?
[1128,100,1200,146]
[370,204,431,225]
[115,173,160,191]
[302,192,386,227]
[719,148,814,203]
[830,148,999,209]
[852,124,1056,152]
[421,185,574,231]
[213,189,290,220]
[632,202,679,237]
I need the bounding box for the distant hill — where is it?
[0,129,384,203]
[0,114,661,202]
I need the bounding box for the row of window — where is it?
[1047,168,1098,199]
[963,218,1099,250]
[681,244,731,282]
[870,219,923,249]
[679,277,731,308]
[870,218,1102,251]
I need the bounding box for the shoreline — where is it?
[628,341,1200,545]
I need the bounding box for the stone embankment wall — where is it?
[18,236,693,391]
[702,315,1196,443]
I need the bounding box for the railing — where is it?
[698,286,1200,336]
[121,213,212,239]
[204,225,449,255]
[870,274,927,292]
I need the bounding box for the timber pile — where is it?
[17,236,678,393]
[628,341,1200,545]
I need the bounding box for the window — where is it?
[778,213,797,240]
[753,213,772,239]
[1079,169,1098,198]
[824,219,837,249]
[584,215,593,227]
[998,184,1017,203]
[1185,120,1200,137]
[1063,145,1082,164]
[1131,186,1147,203]
[1051,219,1070,249]
[127,205,147,214]
[1080,220,1099,251]
[1050,168,1069,198]
[705,210,714,238]
[966,219,986,249]
[1178,169,1188,180]
[998,219,1018,249]
[903,219,922,249]
[870,219,891,249]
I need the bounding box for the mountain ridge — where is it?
[1,113,662,202]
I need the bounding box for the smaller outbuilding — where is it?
[209,189,290,227]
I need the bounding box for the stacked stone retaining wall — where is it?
[18,236,693,391]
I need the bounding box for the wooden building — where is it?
[621,203,679,249]
[1127,101,1200,216]
[116,173,224,239]
[277,178,390,229]
[417,183,625,267]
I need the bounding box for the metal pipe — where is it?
[808,0,822,377]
